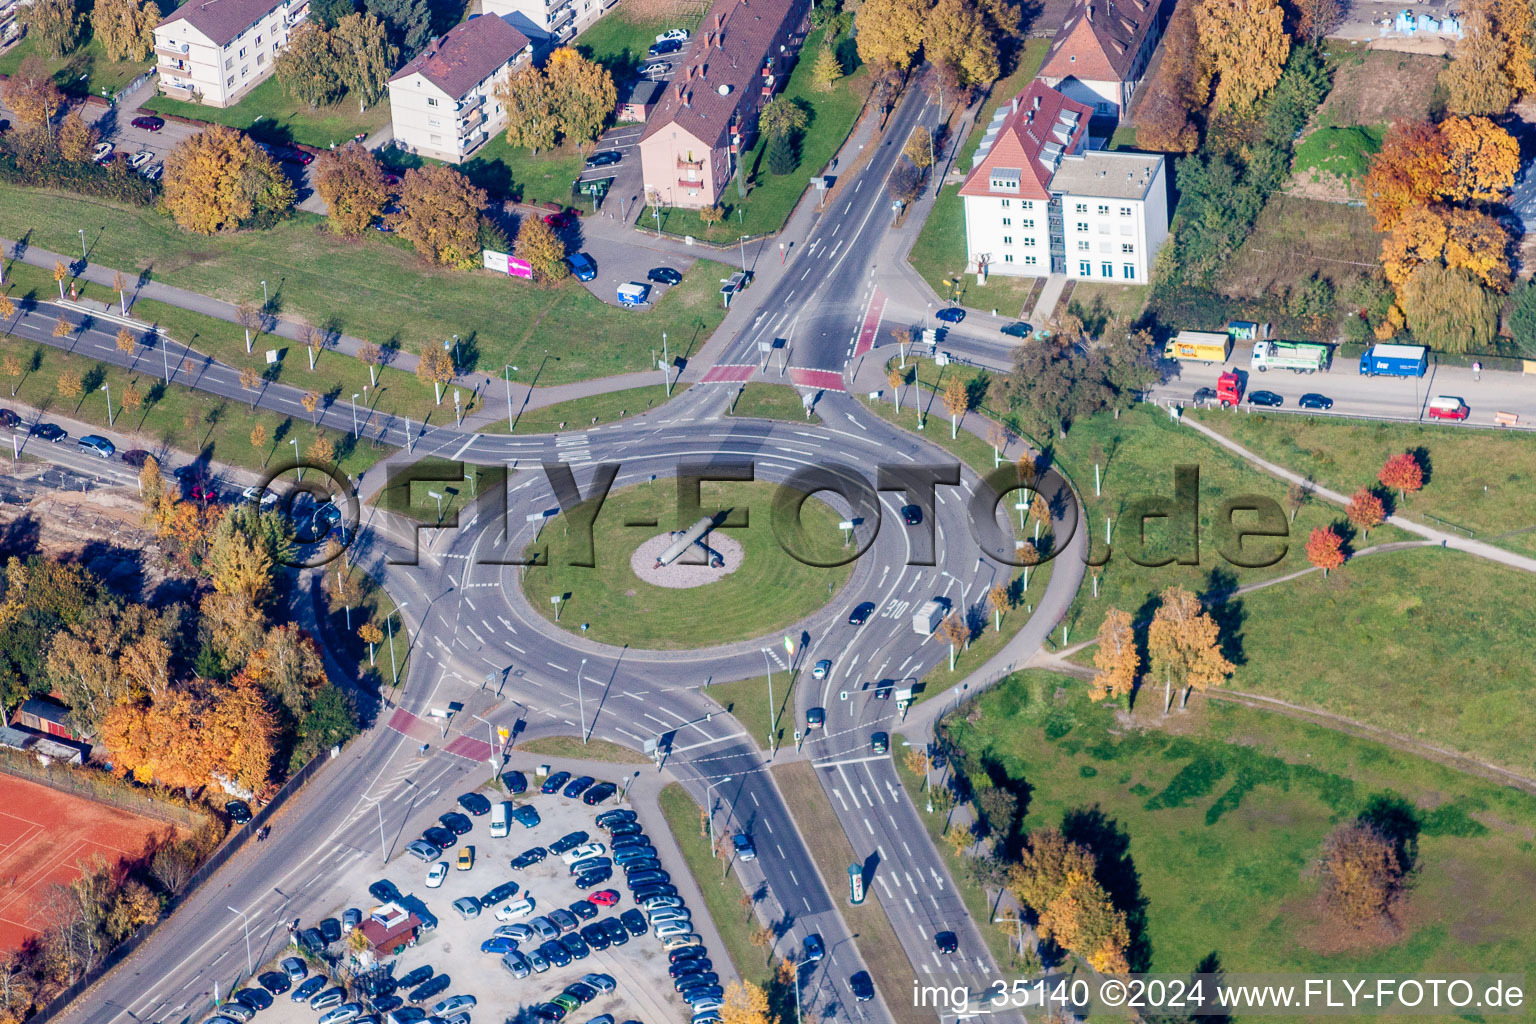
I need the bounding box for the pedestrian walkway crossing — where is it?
[700,363,757,383]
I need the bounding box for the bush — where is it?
[0,147,160,205]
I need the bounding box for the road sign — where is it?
[496,727,510,741]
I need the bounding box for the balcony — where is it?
[676,156,703,171]
[161,80,196,99]
[458,107,485,133]
[156,55,189,72]
[547,5,574,29]
[676,179,704,191]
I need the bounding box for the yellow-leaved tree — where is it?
[1089,607,1138,702]
[1146,585,1233,712]
[1195,0,1289,109]
[162,125,295,234]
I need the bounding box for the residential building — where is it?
[387,16,533,165]
[960,80,1167,284]
[1037,0,1170,127]
[638,0,810,209]
[482,0,613,43]
[617,78,662,123]
[153,0,309,107]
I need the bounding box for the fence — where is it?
[32,752,331,1024]
[111,69,157,106]
[0,748,208,828]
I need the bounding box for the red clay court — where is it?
[0,773,173,951]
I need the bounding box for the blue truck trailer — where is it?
[1358,343,1428,378]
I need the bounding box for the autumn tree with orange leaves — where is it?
[1089,608,1138,703]
[1345,488,1386,535]
[1147,585,1233,713]
[1379,452,1424,499]
[1305,526,1345,576]
[1008,828,1130,974]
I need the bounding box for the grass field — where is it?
[1,334,386,476]
[1192,410,1536,558]
[0,184,731,385]
[514,736,648,764]
[655,782,775,992]
[771,761,928,1024]
[498,384,687,434]
[144,76,390,150]
[940,670,1536,986]
[726,382,820,424]
[0,33,150,96]
[1291,124,1385,190]
[906,40,1049,315]
[521,480,854,648]
[378,133,588,206]
[1067,281,1149,326]
[1217,195,1381,300]
[650,26,870,242]
[703,670,800,751]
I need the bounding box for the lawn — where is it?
[0,183,732,385]
[703,669,799,751]
[907,40,1049,316]
[576,3,710,77]
[1067,281,1148,326]
[1191,410,1536,559]
[521,480,854,648]
[0,33,151,97]
[1291,124,1385,191]
[513,736,648,764]
[725,382,820,424]
[5,261,477,427]
[493,384,686,434]
[377,132,588,206]
[0,334,385,476]
[144,75,390,150]
[367,456,479,522]
[771,761,929,1024]
[1215,194,1381,303]
[1218,545,1536,775]
[939,670,1536,983]
[650,26,871,242]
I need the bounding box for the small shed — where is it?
[359,903,419,957]
[14,697,80,741]
[617,78,662,123]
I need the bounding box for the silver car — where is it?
[318,1004,364,1024]
[501,950,531,978]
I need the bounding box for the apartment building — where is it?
[960,80,1167,283]
[153,0,309,107]
[481,0,610,43]
[387,16,533,164]
[1037,0,1170,126]
[637,0,810,209]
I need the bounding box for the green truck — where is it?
[1249,340,1330,373]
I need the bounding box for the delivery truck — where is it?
[1216,370,1244,408]
[1358,343,1427,378]
[1250,340,1330,373]
[1164,331,1233,363]
[912,599,946,635]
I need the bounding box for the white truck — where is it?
[912,599,946,635]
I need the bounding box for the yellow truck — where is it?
[1163,331,1233,363]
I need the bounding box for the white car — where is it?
[559,842,606,865]
[426,861,449,888]
[495,897,536,920]
[655,28,689,42]
[129,150,154,170]
[92,142,115,163]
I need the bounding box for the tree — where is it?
[163,125,295,233]
[1378,452,1424,499]
[416,344,455,403]
[332,13,397,110]
[1508,280,1536,357]
[1321,823,1406,927]
[1293,0,1341,42]
[0,298,16,336]
[1008,828,1130,972]
[1397,264,1501,353]
[56,370,83,402]
[987,582,1008,632]
[275,22,344,107]
[889,164,924,205]
[250,423,268,461]
[722,979,772,1024]
[1146,585,1233,712]
[3,354,22,396]
[942,374,968,437]
[311,0,357,28]
[1363,121,1451,233]
[923,0,999,91]
[114,328,135,354]
[92,0,160,61]
[1090,608,1138,702]
[904,125,933,169]
[120,381,144,420]
[364,0,430,56]
[543,48,616,145]
[1380,206,1509,291]
[1305,526,1344,576]
[1438,115,1519,202]
[308,435,335,465]
[760,96,809,139]
[1346,488,1386,534]
[314,143,389,236]
[766,131,798,175]
[1195,0,1289,109]
[812,45,843,91]
[938,613,967,668]
[393,165,486,268]
[1441,9,1516,115]
[358,621,383,664]
[514,215,568,284]
[496,66,558,152]
[23,0,82,57]
[52,314,72,339]
[300,390,320,424]
[855,0,929,72]
[2,56,64,129]
[1135,2,1206,152]
[56,110,99,163]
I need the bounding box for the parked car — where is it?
[596,810,636,829]
[258,970,291,994]
[430,995,475,1016]
[342,908,362,932]
[92,142,115,163]
[407,976,450,1003]
[639,60,672,77]
[130,115,165,131]
[456,846,475,871]
[1192,387,1218,404]
[511,847,548,868]
[562,776,596,799]
[1298,392,1333,410]
[585,151,622,168]
[565,252,597,281]
[1248,390,1284,408]
[496,897,536,920]
[542,771,572,795]
[731,833,756,861]
[481,935,517,955]
[439,812,472,835]
[458,792,491,816]
[590,889,620,906]
[318,1004,363,1024]
[647,267,682,286]
[426,861,448,887]
[648,38,683,56]
[482,881,521,905]
[575,869,613,889]
[0,409,21,428]
[219,1003,256,1022]
[502,770,528,795]
[656,27,689,42]
[235,987,273,1010]
[225,800,252,824]
[451,896,481,918]
[543,208,578,230]
[318,918,343,944]
[310,988,347,1011]
[579,922,610,950]
[398,966,433,990]
[620,909,648,936]
[30,422,69,443]
[608,822,643,838]
[407,840,439,862]
[291,977,325,1003]
[423,827,457,850]
[142,163,163,182]
[561,842,606,865]
[568,899,598,920]
[502,950,532,978]
[550,831,590,854]
[582,782,617,805]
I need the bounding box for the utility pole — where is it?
[762,648,775,756]
[577,657,588,743]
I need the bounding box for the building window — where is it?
[1003,254,1014,263]
[240,64,249,76]
[1023,237,1035,247]
[1002,217,1011,226]
[1001,199,1010,208]
[1075,221,1088,232]
[1025,255,1038,266]
[1074,203,1087,213]
[1123,264,1136,279]
[428,97,438,106]
[1022,200,1034,210]
[239,46,247,57]
[429,134,442,144]
[1022,219,1034,229]
[255,34,262,43]
[1079,261,1091,276]
[1121,243,1134,253]
[1097,204,1109,215]
[1120,206,1132,216]
[1002,236,1012,245]
[256,52,265,65]
[1102,262,1113,277]
[226,57,233,68]
[1098,224,1110,234]
[226,75,235,86]
[1077,241,1089,251]
[1097,101,1112,112]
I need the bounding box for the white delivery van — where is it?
[490,801,510,838]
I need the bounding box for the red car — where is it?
[543,208,577,229]
[131,115,165,131]
[382,172,402,186]
[1426,396,1469,420]
[589,890,620,907]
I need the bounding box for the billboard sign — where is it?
[483,249,534,280]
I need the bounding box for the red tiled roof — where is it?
[359,914,419,950]
[640,0,805,150]
[388,16,530,99]
[1039,0,1161,83]
[958,81,1092,200]
[157,0,289,47]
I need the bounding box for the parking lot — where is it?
[221,766,721,1024]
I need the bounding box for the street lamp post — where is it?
[427,490,445,522]
[577,657,588,743]
[505,365,515,430]
[226,905,253,977]
[376,801,388,859]
[705,775,731,856]
[290,438,301,480]
[761,648,775,756]
[351,393,360,438]
[78,229,86,262]
[260,280,268,307]
[100,383,113,427]
[738,235,748,273]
